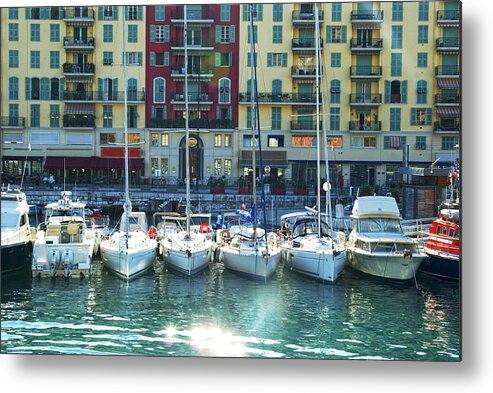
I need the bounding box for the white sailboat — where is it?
[217,4,282,280]
[160,5,213,275]
[100,9,157,280]
[282,3,347,283]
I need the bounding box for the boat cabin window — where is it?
[442,226,447,236]
[436,225,441,235]
[455,229,460,238]
[358,218,402,233]
[293,219,330,238]
[1,213,19,229]
[47,208,85,219]
[448,228,454,238]
[20,214,28,227]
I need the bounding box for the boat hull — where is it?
[162,247,211,276]
[222,247,281,280]
[32,243,94,278]
[100,243,157,280]
[347,249,426,281]
[1,241,31,273]
[419,250,460,280]
[285,247,346,283]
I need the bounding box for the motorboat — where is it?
[346,196,426,282]
[32,191,95,278]
[87,210,110,255]
[1,187,32,273]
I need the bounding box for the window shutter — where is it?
[113,6,118,20]
[150,25,156,42]
[215,52,221,66]
[216,106,221,120]
[41,7,49,19]
[164,25,170,42]
[138,52,143,66]
[401,80,408,104]
[150,52,155,66]
[242,5,248,21]
[25,77,31,100]
[385,80,391,103]
[137,6,142,20]
[215,25,221,43]
[267,53,273,67]
[98,78,103,100]
[230,25,235,43]
[164,52,169,66]
[384,136,390,149]
[282,53,287,67]
[228,106,232,120]
[326,26,332,43]
[59,78,64,101]
[341,26,347,43]
[113,78,118,98]
[40,78,49,100]
[257,4,263,21]
[411,108,417,125]
[228,52,233,66]
[25,8,31,19]
[98,6,103,20]
[401,136,407,146]
[426,108,432,125]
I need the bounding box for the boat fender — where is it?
[220,229,231,243]
[200,223,211,234]
[286,251,292,264]
[218,248,224,263]
[403,249,412,258]
[148,226,157,239]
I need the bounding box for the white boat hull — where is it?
[32,242,94,278]
[162,246,211,275]
[221,246,281,279]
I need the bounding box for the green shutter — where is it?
[230,25,235,43]
[40,78,49,100]
[98,6,103,20]
[98,78,103,99]
[341,26,347,43]
[411,108,417,125]
[150,25,156,42]
[215,52,221,66]
[40,7,49,19]
[282,53,287,67]
[59,78,64,101]
[150,52,155,66]
[164,25,170,42]
[326,26,332,43]
[267,53,273,67]
[164,52,169,66]
[384,136,390,149]
[25,8,31,19]
[385,80,391,103]
[137,6,142,20]
[113,6,118,20]
[401,136,407,146]
[138,52,142,66]
[228,52,233,66]
[215,25,221,43]
[257,4,263,21]
[25,77,30,99]
[216,106,221,120]
[401,80,408,103]
[242,5,248,21]
[426,108,432,125]
[113,78,118,98]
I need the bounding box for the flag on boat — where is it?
[236,204,255,223]
[241,203,246,211]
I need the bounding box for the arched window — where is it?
[51,78,60,100]
[391,80,401,103]
[272,79,282,95]
[218,78,231,104]
[153,77,165,103]
[416,80,427,104]
[128,78,138,101]
[330,79,341,104]
[31,77,40,100]
[8,77,19,100]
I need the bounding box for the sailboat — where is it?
[100,8,157,280]
[281,3,347,283]
[216,4,282,280]
[160,5,213,275]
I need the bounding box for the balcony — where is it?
[63,7,95,24]
[350,38,383,52]
[171,92,213,105]
[290,121,323,132]
[435,95,460,105]
[63,90,95,102]
[435,65,460,77]
[149,118,234,130]
[63,114,95,129]
[291,66,322,78]
[170,9,214,25]
[434,121,460,133]
[437,10,460,24]
[238,92,319,105]
[291,38,323,52]
[98,91,145,102]
[435,37,460,52]
[62,62,95,77]
[170,68,214,81]
[349,121,382,132]
[0,116,26,128]
[291,10,324,25]
[349,65,382,79]
[171,38,214,53]
[349,94,382,106]
[351,10,384,24]
[63,36,95,51]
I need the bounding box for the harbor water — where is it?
[1,256,460,360]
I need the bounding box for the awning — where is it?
[64,104,95,115]
[437,78,460,89]
[239,150,288,168]
[436,107,461,117]
[437,22,460,27]
[44,156,98,169]
[351,22,381,29]
[96,157,144,170]
[172,104,211,111]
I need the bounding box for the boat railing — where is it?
[402,218,434,238]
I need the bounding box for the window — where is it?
[332,3,342,21]
[3,131,23,144]
[243,135,259,147]
[31,51,40,68]
[220,5,230,21]
[442,136,459,150]
[126,52,143,66]
[9,50,18,68]
[267,53,287,67]
[50,24,59,42]
[391,53,402,77]
[330,108,340,130]
[9,8,18,19]
[29,8,41,20]
[386,80,408,104]
[103,25,113,42]
[392,2,403,21]
[327,26,346,43]
[272,79,283,96]
[102,106,113,128]
[161,134,169,146]
[8,105,19,126]
[161,158,169,175]
[155,25,170,42]
[9,77,19,100]
[418,25,428,44]
[224,134,232,147]
[127,6,140,21]
[390,108,401,131]
[384,136,407,149]
[9,23,18,41]
[153,78,165,103]
[330,80,341,103]
[268,135,284,147]
[331,53,341,67]
[273,4,283,21]
[214,159,222,176]
[50,51,59,69]
[327,136,343,147]
[246,107,257,129]
[272,107,282,130]
[218,78,231,104]
[214,134,222,147]
[417,53,428,68]
[151,133,159,147]
[273,26,283,44]
[100,133,116,144]
[40,78,50,100]
[416,80,428,104]
[392,26,403,49]
[224,159,232,176]
[103,52,113,65]
[49,104,59,127]
[102,6,115,20]
[242,4,263,21]
[411,108,432,125]
[418,2,429,21]
[155,5,165,21]
[351,136,376,148]
[416,136,427,150]
[30,24,40,41]
[50,78,60,100]
[30,104,40,127]
[31,131,59,145]
[127,133,140,144]
[247,52,257,67]
[291,135,317,147]
[217,25,235,44]
[128,25,138,43]
[248,25,258,43]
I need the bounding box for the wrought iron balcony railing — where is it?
[171,38,213,48]
[292,10,324,22]
[435,95,461,104]
[349,65,382,77]
[437,10,460,21]
[62,62,95,74]
[63,36,95,48]
[290,120,323,131]
[349,121,381,131]
[434,121,460,132]
[435,37,460,49]
[63,114,95,128]
[149,118,234,129]
[350,38,383,50]
[351,10,384,21]
[349,94,382,104]
[435,65,460,76]
[238,92,319,104]
[291,66,322,76]
[0,116,26,127]
[63,7,95,20]
[171,93,211,102]
[292,38,323,49]
[170,9,214,20]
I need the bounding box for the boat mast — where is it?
[123,6,130,243]
[184,5,191,237]
[249,4,257,240]
[315,3,321,238]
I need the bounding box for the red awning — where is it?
[44,156,98,169]
[436,107,461,117]
[437,78,460,89]
[96,157,144,170]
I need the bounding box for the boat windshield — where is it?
[358,218,403,233]
[47,208,84,219]
[292,219,330,238]
[1,213,19,229]
[190,216,210,226]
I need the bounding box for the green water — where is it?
[1,260,460,360]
